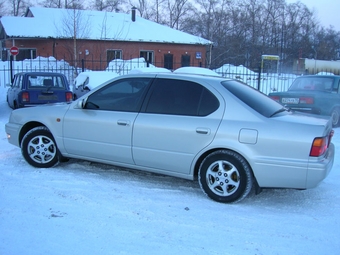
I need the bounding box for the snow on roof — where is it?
[0,7,212,45]
[129,67,171,74]
[174,67,221,76]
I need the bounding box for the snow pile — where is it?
[174,66,220,76]
[214,63,257,76]
[106,57,156,75]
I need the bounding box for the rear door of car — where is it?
[7,74,22,107]
[132,77,224,175]
[62,77,153,164]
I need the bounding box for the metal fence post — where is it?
[81,59,85,72]
[257,65,261,91]
[10,55,14,83]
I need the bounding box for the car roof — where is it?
[117,71,231,82]
[15,72,66,76]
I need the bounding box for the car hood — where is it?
[9,102,72,124]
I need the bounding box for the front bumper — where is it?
[5,122,22,147]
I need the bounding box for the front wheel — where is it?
[198,150,253,203]
[331,108,340,127]
[21,126,59,168]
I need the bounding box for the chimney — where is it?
[131,6,136,22]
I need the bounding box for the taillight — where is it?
[269,96,280,102]
[22,92,29,102]
[299,97,313,104]
[310,130,334,157]
[66,92,73,102]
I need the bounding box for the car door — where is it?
[62,77,152,164]
[7,74,22,108]
[132,78,224,175]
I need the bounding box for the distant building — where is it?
[0,7,212,70]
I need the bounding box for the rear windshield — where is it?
[28,75,66,89]
[288,77,334,92]
[221,80,283,118]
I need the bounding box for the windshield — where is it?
[288,77,334,92]
[221,80,284,118]
[28,75,66,89]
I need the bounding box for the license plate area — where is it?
[38,95,58,100]
[282,98,299,104]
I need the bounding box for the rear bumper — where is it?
[291,107,321,115]
[306,143,335,188]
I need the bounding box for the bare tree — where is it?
[0,0,8,16]
[38,0,64,8]
[90,0,125,12]
[9,0,30,16]
[55,2,91,74]
[164,0,192,29]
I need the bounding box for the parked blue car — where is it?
[6,72,73,109]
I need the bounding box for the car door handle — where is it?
[196,128,210,135]
[117,120,130,126]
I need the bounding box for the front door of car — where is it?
[132,78,224,175]
[62,77,153,164]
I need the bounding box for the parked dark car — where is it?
[269,75,340,127]
[6,72,73,109]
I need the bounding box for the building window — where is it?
[140,51,154,64]
[107,50,122,63]
[2,48,36,61]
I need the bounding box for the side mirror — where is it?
[76,98,86,109]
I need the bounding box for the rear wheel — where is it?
[331,108,340,127]
[198,150,253,203]
[21,126,59,168]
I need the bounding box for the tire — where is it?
[6,96,12,108]
[21,126,59,168]
[198,150,253,203]
[331,108,340,127]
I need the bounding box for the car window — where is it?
[28,75,66,89]
[222,80,283,118]
[289,77,334,92]
[334,79,340,93]
[85,78,152,112]
[145,78,219,116]
[13,75,22,88]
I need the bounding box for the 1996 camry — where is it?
[5,72,335,203]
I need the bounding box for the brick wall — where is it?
[4,38,208,70]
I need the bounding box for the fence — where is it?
[0,56,301,95]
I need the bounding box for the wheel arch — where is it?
[193,147,261,191]
[194,147,252,176]
[330,106,340,127]
[18,121,48,146]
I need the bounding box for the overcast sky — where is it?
[286,0,340,31]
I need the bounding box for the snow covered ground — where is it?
[0,74,339,255]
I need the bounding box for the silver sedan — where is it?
[5,72,335,203]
